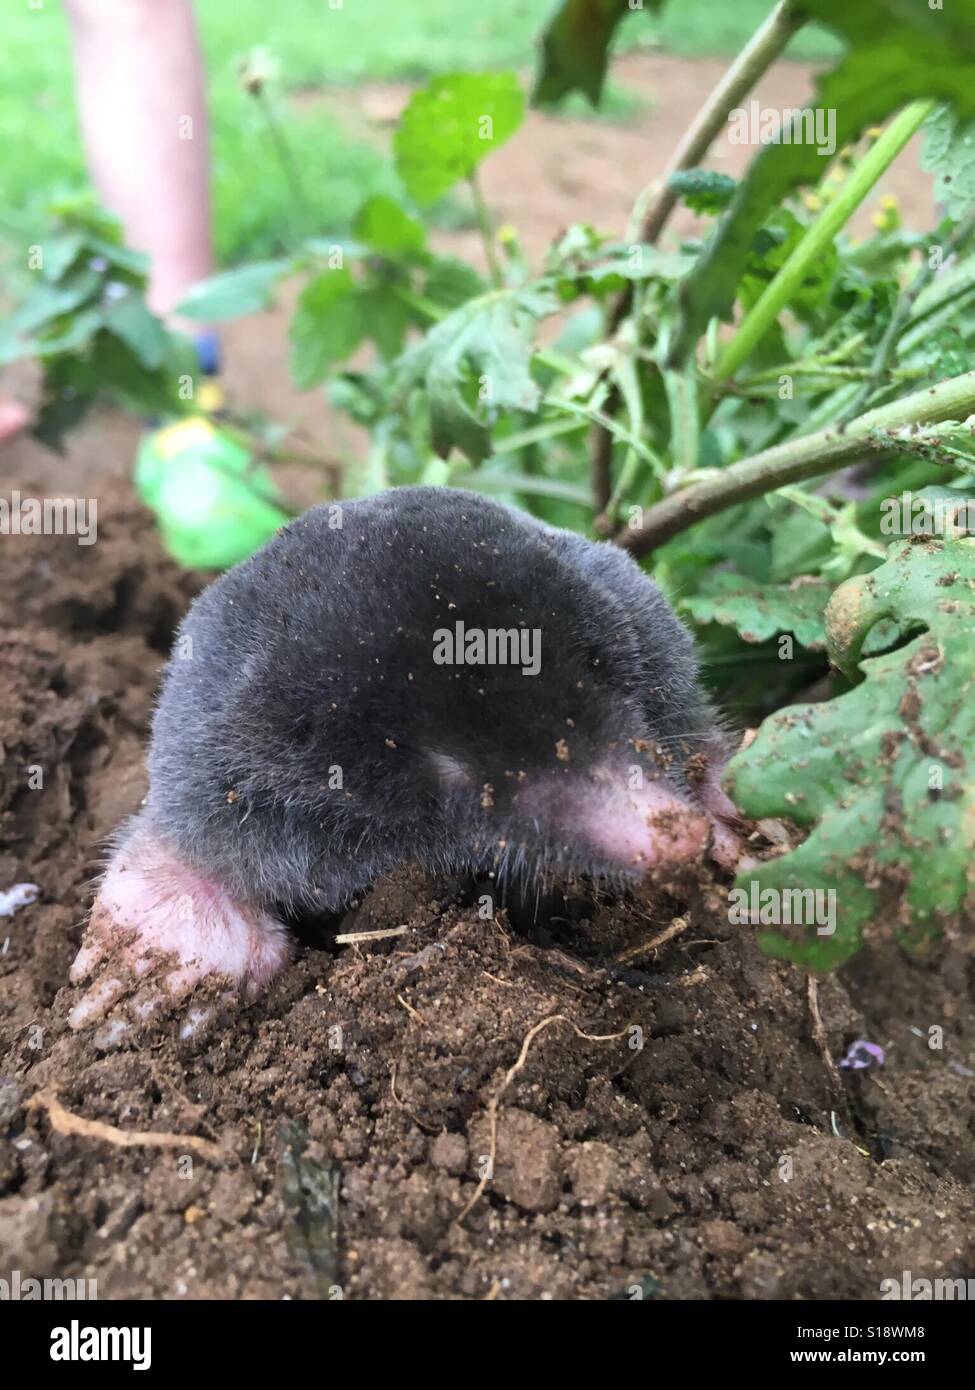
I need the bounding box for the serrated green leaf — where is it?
[683,573,830,650]
[393,288,556,462]
[11,269,101,336]
[921,104,975,220]
[288,269,363,390]
[176,260,290,322]
[394,73,524,206]
[726,537,975,968]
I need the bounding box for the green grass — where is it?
[1,2,841,265]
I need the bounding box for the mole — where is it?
[68,486,743,1040]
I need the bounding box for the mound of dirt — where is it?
[1,485,973,1300]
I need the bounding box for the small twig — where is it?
[334,925,409,946]
[390,1061,439,1134]
[27,1090,224,1161]
[612,915,690,966]
[454,1014,630,1225]
[805,976,853,1132]
[396,993,427,1026]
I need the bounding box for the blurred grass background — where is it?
[2,0,839,263]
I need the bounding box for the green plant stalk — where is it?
[713,100,934,383]
[254,89,314,234]
[618,368,975,556]
[492,416,586,453]
[593,0,805,513]
[664,365,700,473]
[468,170,502,287]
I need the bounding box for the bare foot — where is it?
[69,816,291,1044]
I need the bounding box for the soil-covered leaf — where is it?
[725,536,975,968]
[922,105,975,221]
[683,573,830,650]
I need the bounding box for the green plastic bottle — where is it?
[135,416,289,570]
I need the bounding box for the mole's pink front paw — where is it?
[69,820,291,1042]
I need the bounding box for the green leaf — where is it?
[683,573,830,650]
[394,73,524,206]
[393,288,556,462]
[11,269,101,336]
[102,290,170,369]
[288,269,363,389]
[355,285,413,360]
[741,210,838,321]
[533,0,661,107]
[176,260,290,321]
[424,255,488,310]
[40,232,85,282]
[726,537,975,968]
[670,0,975,363]
[921,104,975,220]
[354,195,427,261]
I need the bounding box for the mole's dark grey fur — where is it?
[70,487,737,1036]
[149,487,723,906]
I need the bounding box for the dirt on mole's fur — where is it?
[1,484,974,1301]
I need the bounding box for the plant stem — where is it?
[714,100,934,382]
[468,170,502,287]
[591,0,805,513]
[617,369,975,556]
[632,0,805,248]
[254,89,314,234]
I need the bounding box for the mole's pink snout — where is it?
[578,775,712,875]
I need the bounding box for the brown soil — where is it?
[1,487,974,1301]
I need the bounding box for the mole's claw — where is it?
[92,1016,131,1051]
[69,976,128,1029]
[68,936,110,985]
